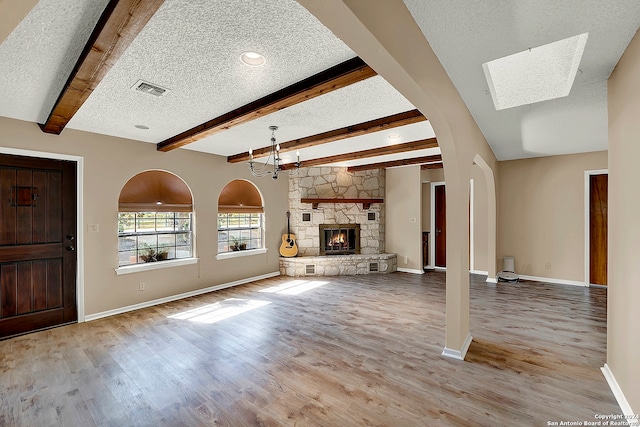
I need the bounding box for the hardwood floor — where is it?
[0,272,620,426]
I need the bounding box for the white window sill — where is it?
[115,257,199,275]
[216,248,267,260]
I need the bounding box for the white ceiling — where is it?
[1,0,639,164]
[403,0,640,160]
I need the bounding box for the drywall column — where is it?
[607,28,640,415]
[298,0,498,359]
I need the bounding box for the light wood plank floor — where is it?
[0,272,621,426]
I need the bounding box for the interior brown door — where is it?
[589,174,607,286]
[0,153,77,339]
[435,184,446,267]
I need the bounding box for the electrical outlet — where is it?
[545,262,551,269]
[403,256,408,265]
[139,282,146,291]
[88,224,99,232]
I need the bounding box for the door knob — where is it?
[66,245,75,251]
[66,234,75,241]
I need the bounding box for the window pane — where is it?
[176,232,191,246]
[118,236,137,251]
[156,216,175,232]
[137,217,156,233]
[158,233,176,248]
[119,250,136,265]
[176,245,192,258]
[176,218,190,231]
[251,228,261,239]
[138,234,157,248]
[118,213,136,233]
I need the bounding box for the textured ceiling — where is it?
[404,0,640,160]
[1,0,639,164]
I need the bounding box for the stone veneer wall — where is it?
[288,167,385,256]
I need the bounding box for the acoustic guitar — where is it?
[279,210,299,257]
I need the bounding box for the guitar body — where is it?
[280,210,299,257]
[279,233,299,257]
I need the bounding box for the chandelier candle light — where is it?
[248,126,301,179]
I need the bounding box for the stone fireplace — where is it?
[287,167,385,256]
[279,166,397,277]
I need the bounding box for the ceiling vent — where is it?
[132,80,169,97]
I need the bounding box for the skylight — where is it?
[482,33,588,110]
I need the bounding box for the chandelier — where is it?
[248,126,301,179]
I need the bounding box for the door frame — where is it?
[584,169,608,287]
[1,146,85,321]
[430,180,476,271]
[430,181,445,269]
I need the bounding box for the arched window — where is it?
[118,170,194,266]
[217,179,264,253]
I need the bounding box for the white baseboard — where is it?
[517,274,587,287]
[486,277,498,284]
[84,271,280,322]
[397,268,424,275]
[601,364,639,427]
[470,270,488,275]
[441,334,473,361]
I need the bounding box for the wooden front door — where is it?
[0,154,77,339]
[589,174,607,286]
[435,184,446,267]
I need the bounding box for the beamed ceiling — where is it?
[1,0,639,169]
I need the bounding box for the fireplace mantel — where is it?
[301,198,384,210]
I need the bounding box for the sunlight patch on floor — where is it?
[167,298,271,323]
[259,279,330,295]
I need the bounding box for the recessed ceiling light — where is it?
[240,51,266,67]
[135,124,149,130]
[482,33,588,110]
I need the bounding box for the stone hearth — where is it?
[279,253,397,277]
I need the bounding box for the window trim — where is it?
[115,257,198,275]
[216,248,268,261]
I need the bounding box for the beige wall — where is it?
[421,182,430,232]
[471,165,488,273]
[0,0,37,44]
[497,151,607,281]
[386,165,422,271]
[607,29,640,414]
[0,117,288,317]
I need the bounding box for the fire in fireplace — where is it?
[319,224,360,255]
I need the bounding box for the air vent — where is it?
[305,264,316,275]
[369,262,379,272]
[132,80,169,97]
[368,212,376,221]
[302,212,311,222]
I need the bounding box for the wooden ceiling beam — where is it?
[279,137,438,170]
[39,0,164,135]
[227,109,426,163]
[346,155,443,172]
[421,162,443,170]
[158,57,377,152]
